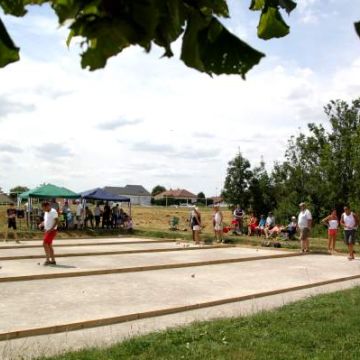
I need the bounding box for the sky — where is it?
[0,0,359,196]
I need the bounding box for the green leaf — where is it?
[66,29,74,47]
[78,18,137,70]
[180,11,206,72]
[249,0,265,11]
[181,14,265,78]
[258,6,290,40]
[355,21,360,39]
[154,0,185,57]
[278,0,297,14]
[51,0,84,24]
[0,0,27,16]
[184,0,229,17]
[0,17,20,68]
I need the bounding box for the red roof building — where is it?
[154,189,197,202]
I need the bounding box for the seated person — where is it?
[280,216,297,240]
[268,224,283,238]
[256,215,266,236]
[247,213,258,236]
[124,215,133,231]
[264,212,275,239]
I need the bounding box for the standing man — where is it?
[298,202,312,253]
[75,200,83,229]
[39,201,58,265]
[62,201,70,229]
[340,206,359,260]
[102,202,111,229]
[94,203,101,228]
[5,203,19,243]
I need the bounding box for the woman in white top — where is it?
[213,206,224,243]
[321,209,339,254]
[192,207,202,245]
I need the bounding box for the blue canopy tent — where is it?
[80,188,130,202]
[80,188,132,219]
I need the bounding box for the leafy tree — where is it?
[10,185,29,194]
[151,185,166,197]
[248,159,275,216]
[197,191,206,205]
[0,0,302,76]
[222,151,252,208]
[272,98,360,220]
[9,185,29,200]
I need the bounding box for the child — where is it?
[5,203,19,243]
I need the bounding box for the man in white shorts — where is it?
[298,202,312,253]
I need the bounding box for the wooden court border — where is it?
[0,239,176,250]
[0,244,234,261]
[0,252,301,283]
[1,271,359,341]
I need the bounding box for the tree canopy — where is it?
[222,98,360,222]
[2,1,356,77]
[151,185,166,197]
[9,185,29,197]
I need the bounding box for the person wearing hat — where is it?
[281,216,297,240]
[298,202,312,252]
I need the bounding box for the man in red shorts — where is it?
[39,201,58,265]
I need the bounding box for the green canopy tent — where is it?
[19,184,79,200]
[18,184,79,229]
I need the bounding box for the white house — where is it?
[104,185,151,206]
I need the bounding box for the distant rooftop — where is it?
[157,189,197,198]
[104,185,150,197]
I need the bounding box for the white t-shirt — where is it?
[44,208,58,231]
[76,204,83,216]
[298,209,312,229]
[342,212,356,230]
[214,212,222,225]
[266,216,275,227]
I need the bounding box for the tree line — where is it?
[222,98,360,222]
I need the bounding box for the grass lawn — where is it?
[39,286,360,360]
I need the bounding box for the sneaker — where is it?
[43,260,51,266]
[50,260,56,265]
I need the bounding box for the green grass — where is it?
[39,286,360,360]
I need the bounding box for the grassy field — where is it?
[39,286,360,360]
[0,205,353,254]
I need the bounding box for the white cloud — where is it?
[0,3,359,196]
[0,144,23,153]
[98,118,143,130]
